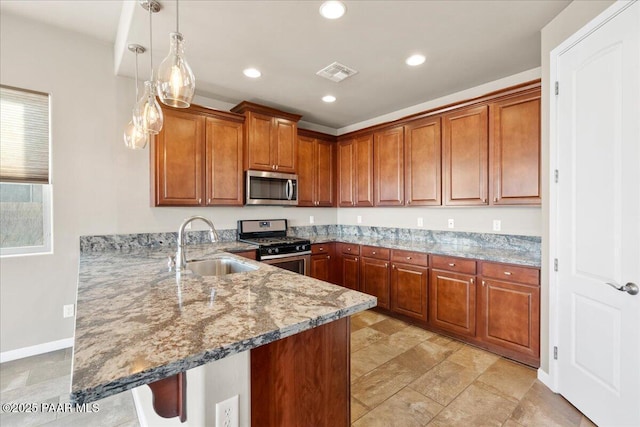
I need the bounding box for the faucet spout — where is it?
[176,215,218,272]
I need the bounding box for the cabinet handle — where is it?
[198,198,202,204]
[504,271,512,276]
[275,165,279,170]
[392,264,396,269]
[482,198,486,203]
[470,278,474,284]
[207,198,211,204]
[384,263,388,268]
[482,280,486,286]
[448,263,455,267]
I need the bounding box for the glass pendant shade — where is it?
[133,80,164,135]
[123,120,149,149]
[156,33,195,108]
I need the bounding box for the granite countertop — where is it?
[306,235,541,267]
[71,242,377,405]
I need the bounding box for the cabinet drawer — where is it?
[311,243,334,255]
[338,243,360,255]
[431,255,476,274]
[391,250,428,267]
[361,245,390,260]
[481,262,539,286]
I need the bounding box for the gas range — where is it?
[237,219,311,260]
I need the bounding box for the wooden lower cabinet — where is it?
[429,269,477,338]
[360,257,390,309]
[310,243,335,282]
[390,262,428,322]
[478,262,540,365]
[251,317,350,427]
[336,243,360,290]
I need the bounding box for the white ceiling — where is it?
[1,0,570,129]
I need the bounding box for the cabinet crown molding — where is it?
[231,101,303,122]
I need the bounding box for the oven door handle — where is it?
[285,179,293,200]
[260,250,311,260]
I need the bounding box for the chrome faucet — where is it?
[176,215,219,272]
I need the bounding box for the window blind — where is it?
[0,85,50,184]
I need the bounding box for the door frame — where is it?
[547,0,636,393]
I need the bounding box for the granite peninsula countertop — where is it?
[306,235,541,267]
[71,242,377,405]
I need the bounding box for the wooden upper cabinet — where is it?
[205,117,243,205]
[152,108,205,206]
[231,101,302,173]
[443,105,489,206]
[355,134,374,207]
[338,134,374,207]
[490,90,541,205]
[374,126,404,206]
[298,132,336,207]
[337,140,355,207]
[404,117,442,206]
[151,105,244,207]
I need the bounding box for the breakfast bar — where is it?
[71,242,376,425]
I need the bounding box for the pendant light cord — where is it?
[149,4,154,81]
[134,50,140,101]
[176,0,180,33]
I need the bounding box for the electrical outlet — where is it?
[417,217,424,227]
[63,304,75,318]
[447,219,455,229]
[309,215,315,224]
[356,215,362,224]
[493,220,501,231]
[216,395,239,427]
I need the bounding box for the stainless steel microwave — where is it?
[245,170,298,205]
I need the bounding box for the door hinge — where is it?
[554,346,558,360]
[555,81,559,95]
[554,259,558,272]
[554,169,559,183]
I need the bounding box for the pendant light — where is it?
[157,0,195,108]
[132,0,163,135]
[124,44,149,149]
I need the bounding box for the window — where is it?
[0,85,52,256]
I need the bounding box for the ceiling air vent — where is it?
[316,62,358,82]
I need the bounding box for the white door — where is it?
[553,1,639,426]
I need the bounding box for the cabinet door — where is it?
[246,112,273,171]
[153,108,205,206]
[490,91,541,205]
[429,269,476,337]
[479,278,540,362]
[340,254,359,290]
[360,257,390,309]
[443,105,488,206]
[273,118,297,173]
[310,254,331,282]
[205,117,243,206]
[391,263,428,321]
[355,134,374,207]
[316,140,335,206]
[297,136,316,207]
[374,126,405,206]
[337,141,355,207]
[405,117,441,206]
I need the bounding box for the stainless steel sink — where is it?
[186,257,258,276]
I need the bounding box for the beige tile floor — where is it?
[1,310,595,427]
[350,310,596,427]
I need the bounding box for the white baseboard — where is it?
[131,388,148,427]
[537,367,557,392]
[0,337,74,363]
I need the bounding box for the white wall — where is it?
[1,11,548,355]
[538,0,615,374]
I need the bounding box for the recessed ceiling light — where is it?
[322,95,336,103]
[243,68,262,78]
[319,1,346,19]
[405,54,426,66]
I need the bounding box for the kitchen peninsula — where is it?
[70,238,376,426]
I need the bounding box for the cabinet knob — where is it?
[198,198,202,204]
[392,264,396,269]
[384,263,388,268]
[482,280,486,286]
[207,198,211,204]
[494,197,498,202]
[372,251,376,255]
[448,263,455,267]
[319,247,324,251]
[407,201,411,205]
[504,271,512,276]
[470,278,474,284]
[327,255,331,260]
[406,256,412,260]
[347,248,351,251]
[275,165,279,170]
[355,257,358,261]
